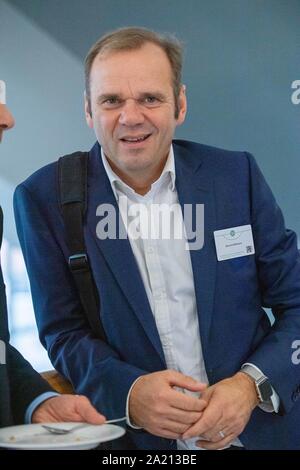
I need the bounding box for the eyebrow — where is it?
[97,91,167,103]
[97,93,120,104]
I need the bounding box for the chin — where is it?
[121,154,152,167]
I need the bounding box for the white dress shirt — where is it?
[101,146,277,450]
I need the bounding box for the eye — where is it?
[145,96,157,103]
[102,97,122,108]
[143,96,159,105]
[106,98,118,104]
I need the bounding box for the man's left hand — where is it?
[32,394,106,424]
[181,372,259,449]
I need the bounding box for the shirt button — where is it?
[147,246,154,254]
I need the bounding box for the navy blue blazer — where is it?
[0,207,51,427]
[14,140,300,449]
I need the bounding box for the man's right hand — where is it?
[129,370,207,439]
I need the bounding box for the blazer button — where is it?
[292,391,299,402]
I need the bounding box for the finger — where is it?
[157,428,182,440]
[168,371,208,394]
[182,403,221,439]
[167,408,204,425]
[199,422,231,443]
[169,389,207,413]
[74,396,106,424]
[202,430,225,443]
[158,420,190,435]
[196,432,236,450]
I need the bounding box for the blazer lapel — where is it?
[174,143,217,356]
[85,144,166,364]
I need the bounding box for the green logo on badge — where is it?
[230,230,235,237]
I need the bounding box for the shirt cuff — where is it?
[25,392,60,424]
[126,376,144,429]
[242,362,280,413]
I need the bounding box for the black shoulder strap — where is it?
[58,152,106,341]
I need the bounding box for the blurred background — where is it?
[0,0,299,371]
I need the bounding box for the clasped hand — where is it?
[129,370,258,448]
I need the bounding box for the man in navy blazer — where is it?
[14,28,300,449]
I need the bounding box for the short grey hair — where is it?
[85,26,184,118]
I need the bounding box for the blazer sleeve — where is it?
[244,151,300,414]
[13,183,148,421]
[6,343,53,424]
[1,256,52,424]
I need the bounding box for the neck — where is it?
[106,156,168,195]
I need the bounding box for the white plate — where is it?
[0,422,125,450]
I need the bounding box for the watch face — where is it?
[259,379,273,402]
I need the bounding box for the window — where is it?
[1,237,53,372]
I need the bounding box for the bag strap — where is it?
[58,152,106,341]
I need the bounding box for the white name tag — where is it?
[213,224,255,261]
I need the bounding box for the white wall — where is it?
[0,0,94,188]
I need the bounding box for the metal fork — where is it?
[41,417,127,435]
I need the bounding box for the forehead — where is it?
[0,80,6,104]
[90,43,173,93]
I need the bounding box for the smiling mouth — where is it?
[120,133,151,143]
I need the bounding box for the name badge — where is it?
[213,224,255,261]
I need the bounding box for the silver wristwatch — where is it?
[241,365,273,403]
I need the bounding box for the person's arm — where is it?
[25,392,59,423]
[240,151,300,414]
[182,151,300,448]
[6,342,54,424]
[7,344,106,425]
[30,394,106,424]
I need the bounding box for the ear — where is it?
[176,84,187,126]
[84,91,93,129]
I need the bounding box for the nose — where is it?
[0,103,15,131]
[118,99,145,126]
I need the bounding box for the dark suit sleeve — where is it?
[6,343,53,424]
[13,183,148,421]
[244,152,300,413]
[1,225,52,424]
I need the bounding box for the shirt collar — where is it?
[101,146,176,200]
